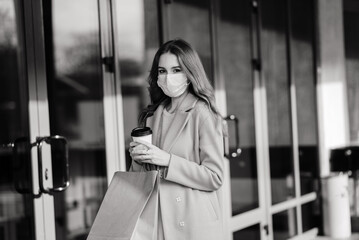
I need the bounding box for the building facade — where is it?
[0,0,358,239]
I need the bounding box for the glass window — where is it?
[42,0,107,239]
[233,224,261,240]
[0,1,35,239]
[272,208,297,240]
[344,1,359,143]
[261,0,295,204]
[115,0,160,169]
[343,3,359,230]
[301,201,321,232]
[164,0,213,81]
[217,0,259,215]
[290,0,319,195]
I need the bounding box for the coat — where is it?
[130,93,225,240]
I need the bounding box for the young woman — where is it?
[129,39,224,240]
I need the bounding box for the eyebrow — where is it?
[157,66,181,69]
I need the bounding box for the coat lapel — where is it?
[162,94,198,152]
[147,94,199,152]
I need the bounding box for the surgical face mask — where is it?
[157,73,190,98]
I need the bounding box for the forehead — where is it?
[158,52,180,68]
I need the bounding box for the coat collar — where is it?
[150,93,198,152]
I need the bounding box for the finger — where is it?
[134,139,154,149]
[132,149,148,155]
[141,160,153,164]
[133,144,148,151]
[133,154,152,161]
[130,141,141,147]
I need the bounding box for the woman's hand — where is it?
[129,139,171,167]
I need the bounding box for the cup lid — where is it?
[131,127,152,137]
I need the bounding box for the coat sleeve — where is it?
[164,112,224,191]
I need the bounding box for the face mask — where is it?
[157,73,189,97]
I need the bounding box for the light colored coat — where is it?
[130,93,225,240]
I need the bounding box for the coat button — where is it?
[179,221,185,227]
[176,196,181,202]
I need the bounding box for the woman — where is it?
[129,39,224,240]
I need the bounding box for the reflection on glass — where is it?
[0,1,35,239]
[344,5,359,143]
[262,0,295,204]
[166,0,213,81]
[233,224,261,240]
[290,0,319,196]
[273,209,297,240]
[43,0,107,239]
[217,0,259,215]
[344,8,359,229]
[301,201,320,232]
[115,0,160,170]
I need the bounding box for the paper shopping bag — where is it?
[87,170,159,240]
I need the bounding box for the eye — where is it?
[173,68,182,73]
[158,69,166,75]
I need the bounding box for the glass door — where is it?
[0,0,141,239]
[0,1,36,239]
[38,0,121,239]
[215,0,267,239]
[260,0,319,239]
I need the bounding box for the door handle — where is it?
[224,115,242,158]
[1,137,41,197]
[1,136,69,196]
[36,135,70,194]
[12,137,40,196]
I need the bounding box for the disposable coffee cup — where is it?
[131,127,152,144]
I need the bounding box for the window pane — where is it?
[165,0,213,81]
[115,0,160,170]
[301,201,321,232]
[344,3,359,231]
[273,209,297,240]
[290,0,319,195]
[217,0,259,215]
[261,0,295,204]
[43,1,107,239]
[233,224,261,240]
[344,3,359,143]
[0,1,35,239]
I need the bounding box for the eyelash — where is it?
[158,68,182,74]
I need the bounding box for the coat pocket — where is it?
[190,191,220,227]
[204,193,219,221]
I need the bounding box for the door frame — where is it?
[22,0,123,239]
[24,0,56,238]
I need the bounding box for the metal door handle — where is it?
[224,115,242,158]
[36,135,70,194]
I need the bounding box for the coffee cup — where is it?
[131,127,152,144]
